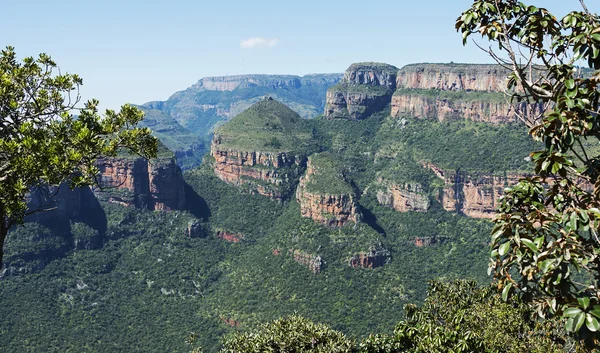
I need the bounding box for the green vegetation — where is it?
[0,46,157,267]
[330,83,391,96]
[304,152,354,195]
[214,98,313,153]
[394,88,507,103]
[458,0,600,343]
[347,62,398,74]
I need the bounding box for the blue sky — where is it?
[1,0,596,109]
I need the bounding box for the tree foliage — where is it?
[456,0,600,343]
[0,46,157,266]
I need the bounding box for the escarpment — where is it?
[423,163,523,219]
[296,153,360,227]
[325,63,398,120]
[376,179,429,213]
[94,156,186,211]
[396,63,511,91]
[210,97,312,199]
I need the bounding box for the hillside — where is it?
[139,73,343,169]
[0,62,540,352]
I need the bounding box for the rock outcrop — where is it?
[216,230,244,243]
[396,63,511,92]
[376,179,429,212]
[391,91,545,124]
[210,98,311,199]
[296,153,360,227]
[288,249,323,274]
[348,246,390,269]
[325,63,398,120]
[211,138,302,199]
[423,163,523,219]
[94,156,185,211]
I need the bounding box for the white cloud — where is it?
[240,37,280,49]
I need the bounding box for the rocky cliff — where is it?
[423,163,523,219]
[210,98,311,199]
[325,63,398,120]
[396,63,511,91]
[376,179,429,212]
[348,246,390,269]
[296,153,360,227]
[94,156,186,211]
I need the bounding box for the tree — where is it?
[456,0,600,343]
[218,315,354,353]
[360,279,567,353]
[0,46,157,267]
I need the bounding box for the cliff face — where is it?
[194,75,302,92]
[296,155,360,227]
[423,164,522,219]
[288,249,323,274]
[396,64,511,91]
[94,156,185,211]
[324,63,398,120]
[376,180,429,212]
[348,247,390,269]
[391,92,544,124]
[211,137,301,199]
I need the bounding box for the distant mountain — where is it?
[139,73,343,169]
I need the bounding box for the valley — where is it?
[0,62,538,352]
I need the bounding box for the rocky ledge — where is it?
[348,246,390,269]
[376,179,429,212]
[296,153,360,227]
[94,156,185,211]
[324,63,398,120]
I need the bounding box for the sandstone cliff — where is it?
[348,246,390,269]
[396,63,511,91]
[324,63,398,120]
[423,163,523,219]
[210,98,311,199]
[94,156,185,211]
[296,153,360,227]
[376,179,429,212]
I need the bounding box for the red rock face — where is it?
[296,162,360,227]
[94,157,185,211]
[413,237,437,247]
[396,64,510,92]
[390,94,544,124]
[376,179,429,212]
[348,248,390,269]
[423,163,523,219]
[216,230,243,243]
[211,135,298,199]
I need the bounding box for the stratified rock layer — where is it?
[325,63,398,120]
[376,180,429,212]
[94,156,185,211]
[396,63,511,91]
[296,156,360,227]
[348,247,390,269]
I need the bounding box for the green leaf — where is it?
[565,79,575,90]
[575,312,586,332]
[564,307,582,317]
[499,242,511,256]
[521,238,538,253]
[502,283,512,301]
[590,305,600,319]
[587,314,600,332]
[578,297,590,310]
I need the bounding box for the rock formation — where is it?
[376,179,429,212]
[288,249,323,274]
[396,63,511,91]
[348,246,390,269]
[423,163,523,219]
[325,63,398,120]
[216,230,244,243]
[94,156,185,211]
[210,98,310,199]
[296,153,360,227]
